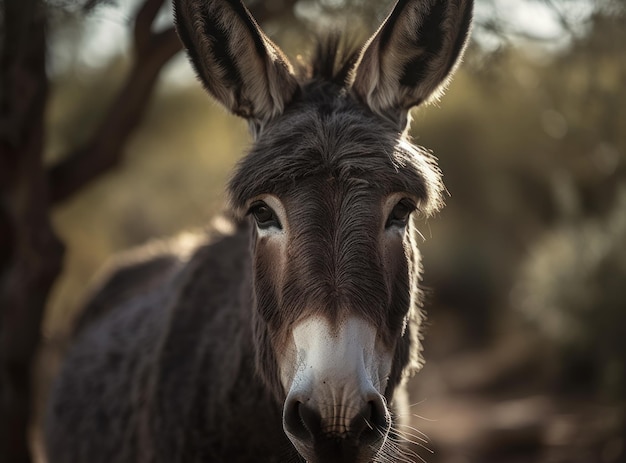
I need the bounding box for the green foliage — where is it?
[514,189,626,398]
[413,9,626,395]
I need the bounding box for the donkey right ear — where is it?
[174,0,299,127]
[352,0,473,127]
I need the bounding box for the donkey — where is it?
[45,1,472,462]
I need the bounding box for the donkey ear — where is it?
[174,0,299,126]
[352,0,473,125]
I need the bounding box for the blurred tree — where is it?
[0,2,60,461]
[48,0,180,201]
[0,0,185,459]
[0,0,299,460]
[1,0,624,462]
[512,2,626,399]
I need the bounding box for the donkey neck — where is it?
[149,225,283,441]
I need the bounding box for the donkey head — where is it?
[174,1,472,462]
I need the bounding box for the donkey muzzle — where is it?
[281,316,392,463]
[283,392,389,463]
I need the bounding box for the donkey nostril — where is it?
[349,402,371,438]
[299,402,322,436]
[370,397,390,430]
[353,397,390,444]
[284,400,307,440]
[283,400,321,442]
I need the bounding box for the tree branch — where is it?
[48,6,182,204]
[134,0,167,55]
[47,0,304,204]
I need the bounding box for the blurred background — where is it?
[1,0,624,462]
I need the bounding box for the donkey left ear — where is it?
[174,0,299,128]
[351,0,473,126]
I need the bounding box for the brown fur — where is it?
[44,1,473,462]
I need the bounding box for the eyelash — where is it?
[246,198,414,231]
[248,201,282,230]
[385,198,415,229]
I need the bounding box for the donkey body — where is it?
[45,1,473,462]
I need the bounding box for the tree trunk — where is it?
[0,1,297,461]
[0,1,64,462]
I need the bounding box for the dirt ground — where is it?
[405,315,625,463]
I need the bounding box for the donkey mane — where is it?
[229,37,446,217]
[305,35,362,86]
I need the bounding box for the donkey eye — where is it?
[385,199,415,229]
[249,201,282,230]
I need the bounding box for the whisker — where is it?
[391,426,430,444]
[388,436,433,456]
[396,422,432,440]
[376,441,414,463]
[380,441,428,463]
[410,412,438,423]
[406,398,429,409]
[398,445,429,463]
[389,426,435,457]
[414,226,426,242]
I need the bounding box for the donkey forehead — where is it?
[228,92,444,214]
